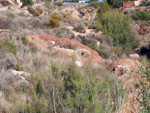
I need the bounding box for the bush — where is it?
[96,11,139,52]
[0,39,17,54]
[0,17,12,29]
[54,2,63,6]
[44,1,54,9]
[48,13,62,28]
[48,18,60,28]
[83,21,89,26]
[34,10,40,16]
[96,0,111,18]
[21,0,34,7]
[51,13,62,21]
[132,9,150,21]
[21,36,29,45]
[140,1,150,7]
[136,65,150,112]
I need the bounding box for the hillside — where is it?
[0,0,150,113]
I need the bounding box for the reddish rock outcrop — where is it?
[27,34,105,66]
[109,59,142,76]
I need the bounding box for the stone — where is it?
[109,59,142,76]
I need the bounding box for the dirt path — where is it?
[66,25,102,37]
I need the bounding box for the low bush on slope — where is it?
[9,62,125,113]
[96,10,139,53]
[132,9,150,21]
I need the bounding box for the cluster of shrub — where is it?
[48,13,62,28]
[132,9,150,21]
[27,6,43,16]
[96,0,139,55]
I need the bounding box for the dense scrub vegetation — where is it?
[140,0,150,7]
[54,2,63,6]
[136,64,150,113]
[96,10,139,53]
[0,38,17,54]
[10,62,125,113]
[132,9,150,21]
[21,0,34,7]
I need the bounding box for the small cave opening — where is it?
[140,46,150,59]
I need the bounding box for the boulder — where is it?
[10,70,31,77]
[27,34,105,66]
[129,54,140,60]
[109,59,142,76]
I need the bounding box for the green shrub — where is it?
[83,21,89,26]
[51,13,62,21]
[0,39,17,54]
[44,1,54,9]
[136,65,150,113]
[54,2,63,6]
[36,80,44,97]
[48,18,60,28]
[9,60,126,113]
[21,36,29,45]
[132,9,150,21]
[96,11,139,52]
[96,0,111,18]
[63,13,70,19]
[21,0,34,7]
[34,10,40,16]
[140,1,150,7]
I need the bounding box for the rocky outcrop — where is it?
[27,34,105,66]
[78,4,97,20]
[63,6,80,19]
[109,59,142,76]
[129,54,140,60]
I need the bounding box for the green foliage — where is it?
[97,0,111,18]
[140,0,150,7]
[51,13,62,21]
[54,2,63,6]
[136,65,150,113]
[48,13,62,28]
[83,21,89,26]
[34,10,40,16]
[132,9,150,21]
[48,18,60,28]
[44,1,54,9]
[96,11,139,52]
[62,63,125,112]
[107,0,131,8]
[36,80,44,97]
[21,0,34,7]
[21,36,29,45]
[12,61,125,113]
[0,38,17,54]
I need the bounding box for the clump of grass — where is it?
[0,38,17,54]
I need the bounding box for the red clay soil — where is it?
[109,59,141,72]
[27,34,105,65]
